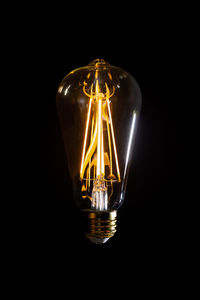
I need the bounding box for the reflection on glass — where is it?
[56,59,142,243]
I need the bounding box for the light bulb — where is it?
[56,59,142,244]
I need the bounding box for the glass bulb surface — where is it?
[56,59,142,243]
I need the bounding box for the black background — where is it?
[22,3,191,291]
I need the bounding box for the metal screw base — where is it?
[82,210,117,244]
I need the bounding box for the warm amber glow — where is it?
[97,98,102,177]
[80,98,92,177]
[101,118,105,176]
[107,99,121,182]
[80,74,121,202]
[106,111,112,175]
[80,121,97,179]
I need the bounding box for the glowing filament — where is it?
[107,99,121,181]
[97,99,102,177]
[80,98,92,178]
[80,78,121,201]
[106,113,112,175]
[101,120,105,176]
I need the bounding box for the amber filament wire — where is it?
[80,75,121,203]
[106,99,121,182]
[80,98,92,177]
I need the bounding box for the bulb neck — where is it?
[82,210,117,244]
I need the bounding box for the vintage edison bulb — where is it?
[56,59,142,244]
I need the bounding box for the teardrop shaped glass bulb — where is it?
[56,59,142,243]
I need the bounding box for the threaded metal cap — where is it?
[82,210,117,244]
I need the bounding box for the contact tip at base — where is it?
[88,237,110,244]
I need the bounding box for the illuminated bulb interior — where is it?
[80,73,121,211]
